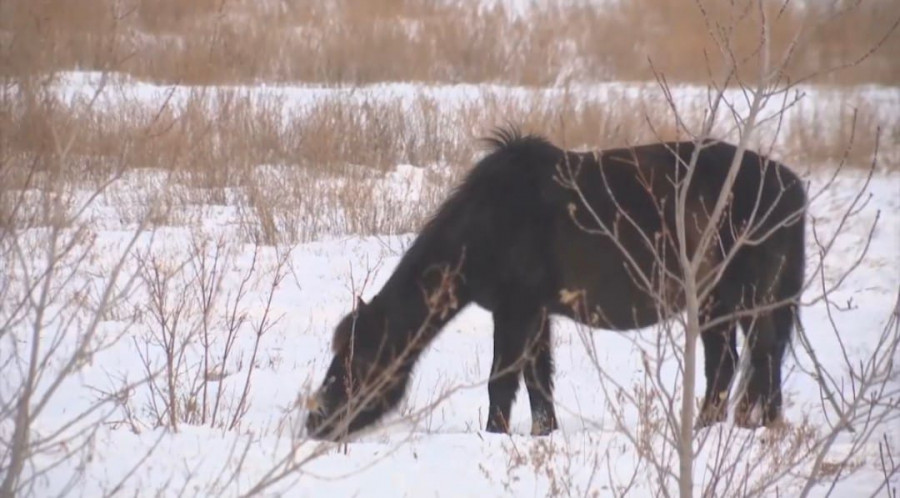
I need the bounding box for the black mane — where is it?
[479,125,554,153]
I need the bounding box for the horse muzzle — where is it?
[305,395,349,441]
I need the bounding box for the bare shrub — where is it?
[0,72,161,496]
[130,232,288,431]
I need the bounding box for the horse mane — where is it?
[375,125,556,304]
[479,125,554,154]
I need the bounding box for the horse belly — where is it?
[551,227,672,331]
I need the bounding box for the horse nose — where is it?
[305,392,324,413]
[305,394,330,438]
[305,408,326,437]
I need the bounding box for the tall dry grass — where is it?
[585,0,900,85]
[4,76,891,243]
[0,83,683,239]
[1,0,897,86]
[782,94,899,170]
[2,0,895,240]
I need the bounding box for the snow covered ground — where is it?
[2,77,898,497]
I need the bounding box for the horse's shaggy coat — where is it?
[306,128,806,439]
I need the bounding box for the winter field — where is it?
[1,73,898,497]
[3,1,900,497]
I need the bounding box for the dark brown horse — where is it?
[306,127,806,440]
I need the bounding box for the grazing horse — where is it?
[306,127,806,440]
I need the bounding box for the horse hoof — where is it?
[695,404,727,430]
[530,418,559,436]
[694,415,722,430]
[485,416,510,434]
[734,403,764,429]
[764,413,787,430]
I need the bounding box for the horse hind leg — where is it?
[733,183,804,429]
[522,309,558,435]
[696,297,739,428]
[735,304,794,428]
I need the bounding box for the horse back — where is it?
[546,140,805,328]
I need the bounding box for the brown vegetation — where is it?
[1,0,896,241]
[2,79,893,241]
[1,0,897,86]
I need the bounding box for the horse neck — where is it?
[373,246,471,356]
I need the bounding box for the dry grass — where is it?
[0,78,699,239]
[593,0,900,85]
[0,84,704,180]
[782,94,898,171]
[1,0,897,86]
[3,0,896,240]
[5,76,892,242]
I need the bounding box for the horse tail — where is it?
[779,182,806,341]
[766,164,807,352]
[780,201,806,307]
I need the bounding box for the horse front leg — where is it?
[486,303,540,433]
[522,309,558,435]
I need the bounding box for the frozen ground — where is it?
[2,77,898,497]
